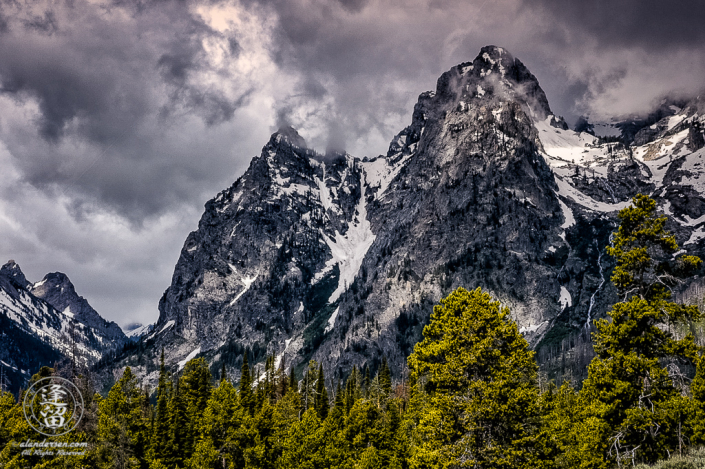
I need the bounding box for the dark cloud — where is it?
[252,0,705,144]
[521,0,705,51]
[0,0,261,224]
[21,9,59,34]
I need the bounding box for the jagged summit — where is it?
[29,272,126,342]
[0,260,30,289]
[31,271,74,296]
[430,45,552,118]
[1,261,127,391]
[271,125,308,149]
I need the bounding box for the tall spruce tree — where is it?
[301,360,319,411]
[0,390,15,454]
[691,355,705,445]
[315,364,328,420]
[579,194,702,465]
[166,378,188,468]
[240,354,255,416]
[345,366,360,415]
[150,350,171,463]
[181,358,212,459]
[379,357,392,396]
[96,367,148,469]
[407,287,550,469]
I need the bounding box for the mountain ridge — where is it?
[0,260,126,392]
[104,46,705,387]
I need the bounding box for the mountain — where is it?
[113,46,705,386]
[125,323,154,341]
[0,260,127,392]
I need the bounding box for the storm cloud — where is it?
[0,0,702,326]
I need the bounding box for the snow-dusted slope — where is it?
[534,98,705,240]
[0,261,126,390]
[125,323,154,340]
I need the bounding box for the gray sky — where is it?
[1,0,703,328]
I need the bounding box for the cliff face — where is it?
[122,46,705,386]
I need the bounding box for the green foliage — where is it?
[315,364,329,420]
[691,357,705,446]
[6,198,705,469]
[0,390,15,451]
[607,194,701,302]
[95,366,148,469]
[150,350,171,463]
[579,194,703,466]
[240,353,255,416]
[407,286,551,469]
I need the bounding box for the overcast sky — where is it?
[1,0,703,328]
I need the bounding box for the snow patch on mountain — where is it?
[178,347,201,369]
[559,199,575,229]
[675,148,705,193]
[229,273,257,305]
[0,285,100,361]
[126,323,154,339]
[319,173,376,304]
[325,306,340,333]
[158,320,175,334]
[555,176,630,213]
[560,286,572,310]
[315,164,341,214]
[536,117,603,166]
[362,153,414,197]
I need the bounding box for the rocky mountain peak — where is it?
[271,125,308,150]
[31,272,76,299]
[430,45,551,120]
[106,45,705,391]
[0,259,30,289]
[29,271,126,342]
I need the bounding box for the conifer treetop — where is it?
[607,193,702,302]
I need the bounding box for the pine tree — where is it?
[165,378,188,468]
[188,377,246,469]
[244,402,279,469]
[240,354,255,416]
[316,364,329,420]
[96,367,148,469]
[379,357,392,396]
[280,408,324,469]
[150,350,171,463]
[345,366,359,414]
[407,286,550,469]
[691,354,705,445]
[289,367,297,394]
[0,390,16,458]
[181,357,212,459]
[580,194,702,465]
[301,360,319,411]
[276,356,289,399]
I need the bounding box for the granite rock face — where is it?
[119,46,705,386]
